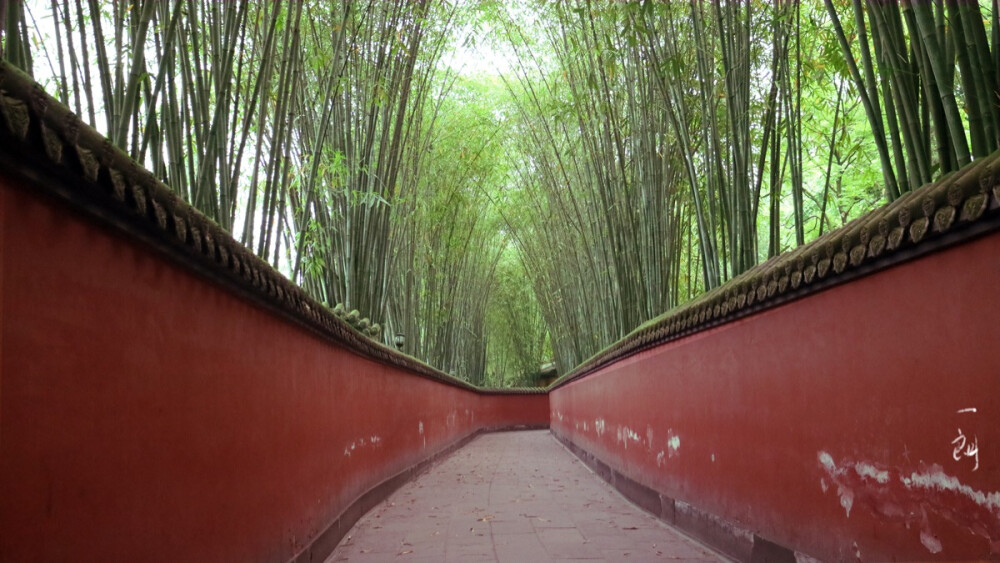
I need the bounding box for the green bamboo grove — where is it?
[3,0,996,385]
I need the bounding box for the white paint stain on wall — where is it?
[818,451,837,473]
[617,426,642,450]
[817,451,854,518]
[900,465,1000,513]
[818,450,1000,553]
[854,462,889,484]
[822,450,1000,516]
[630,428,642,443]
[342,435,384,458]
[839,488,854,517]
[919,531,942,554]
[595,418,606,437]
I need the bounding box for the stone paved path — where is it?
[328,430,728,562]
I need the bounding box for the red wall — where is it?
[551,230,1000,559]
[0,180,547,562]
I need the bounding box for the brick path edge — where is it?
[292,424,548,563]
[551,430,802,563]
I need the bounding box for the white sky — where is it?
[439,8,514,77]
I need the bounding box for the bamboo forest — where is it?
[2,0,997,387]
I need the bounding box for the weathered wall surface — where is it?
[550,229,1000,560]
[0,181,547,562]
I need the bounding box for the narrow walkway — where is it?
[329,430,727,562]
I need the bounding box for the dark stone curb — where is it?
[553,431,806,563]
[290,424,549,563]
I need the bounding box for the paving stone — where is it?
[328,430,727,562]
[489,518,535,536]
[494,533,550,562]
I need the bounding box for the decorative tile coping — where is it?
[0,61,542,396]
[3,60,998,394]
[551,141,1000,387]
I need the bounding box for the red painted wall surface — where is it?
[478,393,549,430]
[551,230,1000,560]
[0,179,547,562]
